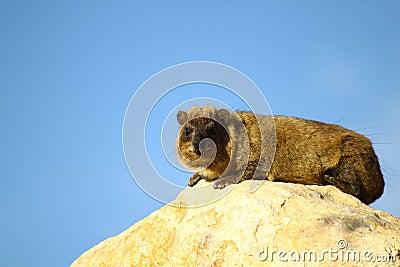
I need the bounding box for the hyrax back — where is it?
[176,105,384,204]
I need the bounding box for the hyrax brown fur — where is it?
[176,105,384,204]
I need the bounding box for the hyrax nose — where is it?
[190,142,201,156]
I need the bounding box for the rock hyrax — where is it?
[176,105,384,204]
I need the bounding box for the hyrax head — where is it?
[176,106,231,170]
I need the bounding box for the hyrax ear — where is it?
[177,111,188,125]
[216,109,230,123]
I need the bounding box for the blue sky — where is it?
[1,1,399,266]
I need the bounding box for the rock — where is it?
[71,181,400,266]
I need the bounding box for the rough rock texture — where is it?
[71,181,400,266]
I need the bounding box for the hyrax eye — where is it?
[210,125,217,135]
[184,128,191,136]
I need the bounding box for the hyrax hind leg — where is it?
[323,135,384,204]
[323,156,364,201]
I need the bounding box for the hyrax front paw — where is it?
[188,173,203,187]
[213,176,238,189]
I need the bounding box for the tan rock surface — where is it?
[71,181,400,266]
